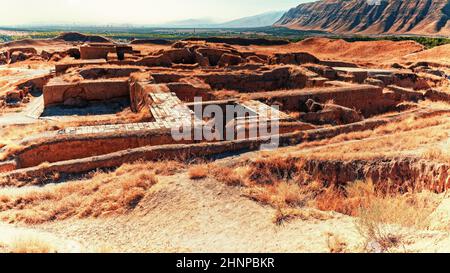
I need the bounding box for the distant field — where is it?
[1,26,450,49]
[0,26,324,43]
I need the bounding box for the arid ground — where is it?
[0,34,450,253]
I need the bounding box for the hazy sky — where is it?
[0,0,312,26]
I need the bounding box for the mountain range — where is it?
[274,0,450,35]
[163,11,285,28]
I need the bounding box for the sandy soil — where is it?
[1,170,448,253]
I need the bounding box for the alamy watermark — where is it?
[366,0,386,6]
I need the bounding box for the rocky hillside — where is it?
[275,0,450,35]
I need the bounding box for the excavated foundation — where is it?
[2,39,449,190]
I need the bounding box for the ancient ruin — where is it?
[0,36,449,187]
[1,30,450,253]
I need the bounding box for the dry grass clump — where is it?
[315,180,377,217]
[9,236,57,253]
[298,121,449,161]
[217,156,332,224]
[422,141,450,163]
[0,161,159,224]
[188,165,208,180]
[116,160,185,176]
[244,181,319,209]
[0,123,61,146]
[355,190,440,252]
[209,165,246,186]
[217,154,442,243]
[295,114,450,153]
[247,156,301,185]
[314,180,441,252]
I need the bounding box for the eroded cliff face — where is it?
[302,157,450,193]
[275,0,450,35]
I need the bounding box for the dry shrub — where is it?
[316,180,376,216]
[422,144,450,163]
[244,181,319,209]
[209,165,245,186]
[314,180,441,252]
[295,114,450,153]
[188,165,208,180]
[247,156,301,185]
[116,160,185,176]
[0,162,159,224]
[9,237,57,253]
[0,123,61,146]
[355,190,440,252]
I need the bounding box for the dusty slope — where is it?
[0,39,74,54]
[276,0,450,35]
[54,32,111,43]
[0,32,112,54]
[23,173,359,253]
[399,43,450,66]
[4,165,450,253]
[236,37,424,65]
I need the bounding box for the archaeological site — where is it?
[1,23,450,253]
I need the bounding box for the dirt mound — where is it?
[401,44,450,66]
[0,39,74,55]
[294,37,424,62]
[1,39,57,49]
[234,37,424,66]
[55,32,111,43]
[130,39,172,45]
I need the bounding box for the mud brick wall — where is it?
[3,116,393,177]
[198,66,311,92]
[0,161,16,173]
[79,67,143,79]
[15,129,194,168]
[43,79,129,106]
[80,46,116,60]
[249,85,397,117]
[55,59,107,73]
[129,81,170,113]
[166,82,211,102]
[6,108,439,177]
